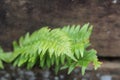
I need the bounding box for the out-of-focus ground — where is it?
[0,61,120,80]
[0,0,120,80]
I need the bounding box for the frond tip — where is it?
[0,23,101,75]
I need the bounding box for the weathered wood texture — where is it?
[0,0,120,57]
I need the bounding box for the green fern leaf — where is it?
[0,23,101,75]
[68,62,76,74]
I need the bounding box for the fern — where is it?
[0,47,12,69]
[61,23,101,75]
[0,47,4,69]
[61,23,92,58]
[0,23,101,75]
[11,27,77,74]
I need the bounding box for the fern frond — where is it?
[0,23,101,75]
[60,23,101,75]
[0,47,12,68]
[61,23,93,57]
[11,27,76,70]
[0,47,4,69]
[77,49,101,75]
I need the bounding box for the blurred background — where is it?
[0,0,120,80]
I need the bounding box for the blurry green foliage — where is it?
[0,23,101,75]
